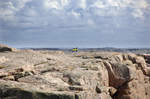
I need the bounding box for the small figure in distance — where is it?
[72,48,78,52]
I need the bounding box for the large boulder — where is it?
[0,44,17,52]
[104,54,150,99]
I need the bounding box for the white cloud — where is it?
[132,9,144,19]
[44,0,70,10]
[0,0,150,32]
[0,2,15,16]
[78,0,87,9]
[44,0,60,9]
[133,0,148,9]
[0,0,32,22]
[70,10,81,18]
[91,1,105,8]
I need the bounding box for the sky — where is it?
[0,0,150,48]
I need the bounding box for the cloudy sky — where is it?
[0,0,150,48]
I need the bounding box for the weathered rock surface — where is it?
[0,47,150,99]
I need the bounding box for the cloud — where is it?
[44,0,61,9]
[1,0,149,26]
[132,9,144,18]
[0,0,150,48]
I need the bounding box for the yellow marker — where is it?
[72,48,78,52]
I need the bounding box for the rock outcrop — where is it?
[0,44,17,52]
[0,49,150,99]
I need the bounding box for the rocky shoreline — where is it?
[0,44,150,99]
